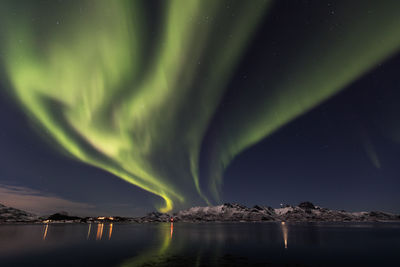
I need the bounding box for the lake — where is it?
[0,222,399,266]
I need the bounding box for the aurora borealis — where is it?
[1,0,400,214]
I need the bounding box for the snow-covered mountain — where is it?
[138,202,400,223]
[175,203,276,222]
[274,202,399,222]
[0,203,38,223]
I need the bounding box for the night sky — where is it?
[0,0,399,216]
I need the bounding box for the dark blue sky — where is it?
[221,54,400,212]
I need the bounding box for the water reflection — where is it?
[120,223,173,267]
[121,222,280,266]
[1,223,399,266]
[96,223,104,240]
[40,223,115,241]
[281,221,288,249]
[120,222,293,265]
[42,224,48,240]
[108,223,113,240]
[87,223,91,240]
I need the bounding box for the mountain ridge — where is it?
[1,202,399,223]
[0,203,38,223]
[139,201,400,223]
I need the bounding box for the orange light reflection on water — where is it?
[87,223,91,240]
[42,224,48,240]
[96,223,104,240]
[108,223,113,240]
[170,222,173,238]
[281,221,288,249]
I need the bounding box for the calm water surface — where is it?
[0,222,399,266]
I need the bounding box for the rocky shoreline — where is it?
[1,202,399,224]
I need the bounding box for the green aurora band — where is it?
[1,0,400,211]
